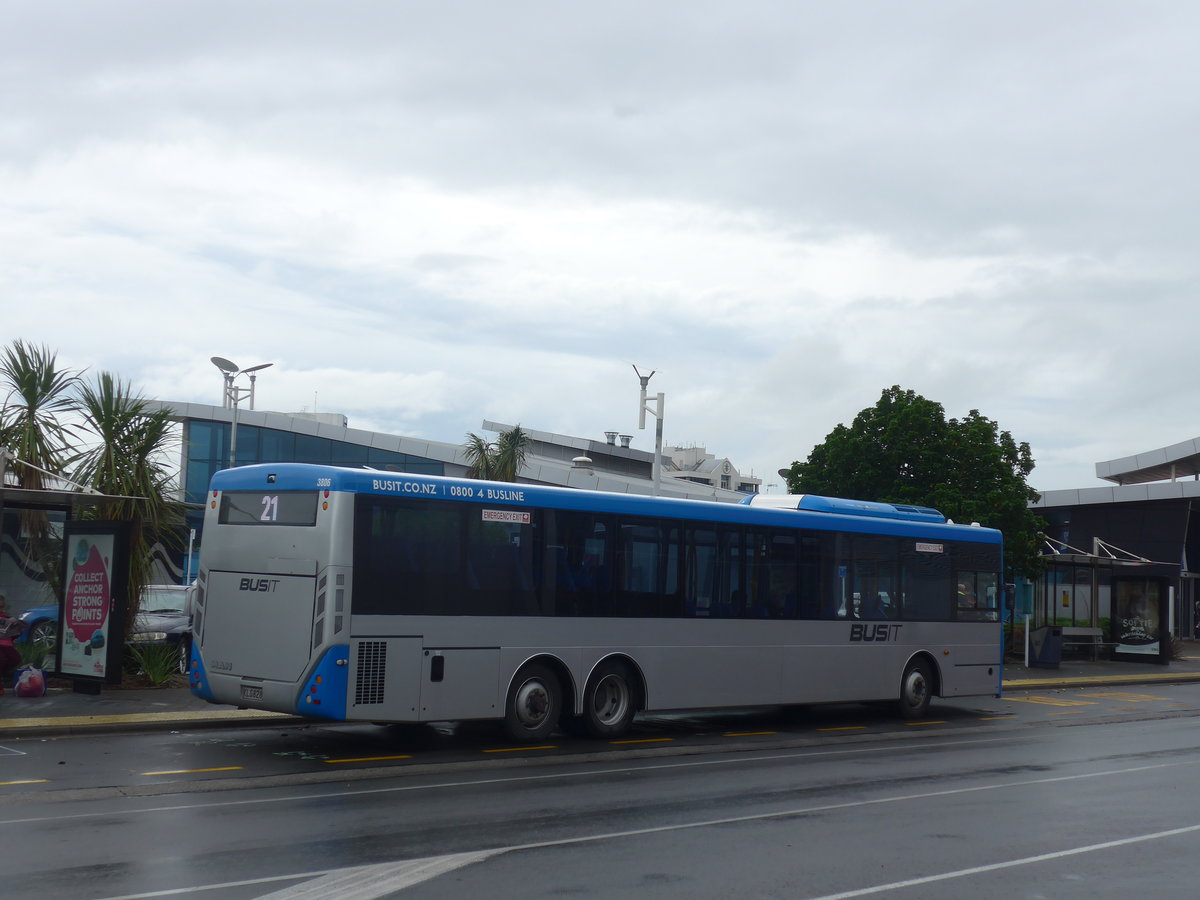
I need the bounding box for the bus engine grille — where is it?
[354,641,387,705]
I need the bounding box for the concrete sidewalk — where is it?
[3,648,1200,737]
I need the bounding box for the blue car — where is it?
[17,604,57,646]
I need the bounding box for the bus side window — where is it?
[716,527,744,618]
[797,534,824,619]
[686,527,717,616]
[901,544,952,621]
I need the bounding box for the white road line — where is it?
[90,759,1195,900]
[256,852,500,899]
[803,821,1200,899]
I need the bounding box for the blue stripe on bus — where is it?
[295,645,350,720]
[188,640,214,700]
[209,463,1002,546]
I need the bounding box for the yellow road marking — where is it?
[979,715,1016,720]
[609,737,674,745]
[818,726,865,732]
[905,721,946,727]
[141,766,244,776]
[1049,710,1083,716]
[723,731,778,737]
[482,745,557,753]
[0,779,49,786]
[1079,691,1168,702]
[1005,695,1096,707]
[324,754,413,764]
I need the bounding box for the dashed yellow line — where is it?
[905,721,946,727]
[483,745,557,753]
[723,731,778,737]
[979,715,1016,720]
[818,726,865,732]
[141,766,244,776]
[0,779,49,786]
[610,737,674,745]
[324,754,412,764]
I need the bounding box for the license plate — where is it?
[240,684,264,702]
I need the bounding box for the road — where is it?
[2,684,1199,899]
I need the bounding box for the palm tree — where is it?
[493,425,530,482]
[71,371,185,635]
[0,340,80,489]
[0,340,81,604]
[463,432,498,480]
[463,425,530,482]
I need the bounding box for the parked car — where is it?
[17,584,194,674]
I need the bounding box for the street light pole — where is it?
[211,357,273,469]
[633,365,664,496]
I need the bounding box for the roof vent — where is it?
[604,431,617,446]
[619,434,632,448]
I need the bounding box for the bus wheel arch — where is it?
[503,656,572,743]
[898,652,940,719]
[581,655,643,739]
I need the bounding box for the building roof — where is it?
[1095,437,1200,485]
[1032,477,1200,509]
[147,402,750,503]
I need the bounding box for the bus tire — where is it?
[503,662,562,743]
[583,660,637,739]
[898,657,933,719]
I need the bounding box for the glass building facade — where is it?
[183,420,445,506]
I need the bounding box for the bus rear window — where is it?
[219,491,319,526]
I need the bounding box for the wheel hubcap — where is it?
[514,679,550,728]
[905,670,927,707]
[592,675,630,725]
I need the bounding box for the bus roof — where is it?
[209,463,1002,545]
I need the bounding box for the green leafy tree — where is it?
[785,386,1044,577]
[463,425,530,482]
[71,371,185,636]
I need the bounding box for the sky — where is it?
[4,1,1198,494]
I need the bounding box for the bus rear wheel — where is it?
[898,658,933,719]
[583,660,637,739]
[503,663,562,743]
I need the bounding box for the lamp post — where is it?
[211,357,273,468]
[633,365,664,496]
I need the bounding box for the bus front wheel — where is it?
[503,663,562,743]
[898,658,933,719]
[583,660,637,739]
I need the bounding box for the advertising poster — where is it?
[57,522,130,684]
[1113,577,1168,664]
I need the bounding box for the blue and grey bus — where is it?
[188,463,1004,741]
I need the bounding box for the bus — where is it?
[187,463,1004,741]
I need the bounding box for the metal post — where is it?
[633,365,665,496]
[185,528,196,584]
[211,357,272,469]
[229,395,240,468]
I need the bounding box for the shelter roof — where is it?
[1095,437,1200,485]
